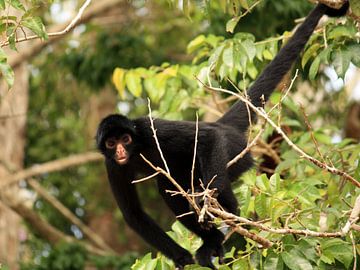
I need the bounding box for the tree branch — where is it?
[27,179,114,253]
[0,152,102,190]
[2,196,108,256]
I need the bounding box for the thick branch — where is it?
[28,179,114,253]
[4,198,107,256]
[0,152,102,189]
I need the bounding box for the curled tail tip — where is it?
[322,1,349,17]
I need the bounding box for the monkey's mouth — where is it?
[115,156,128,165]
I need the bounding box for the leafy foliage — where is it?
[62,30,164,89]
[0,0,48,87]
[302,19,360,79]
[20,242,137,270]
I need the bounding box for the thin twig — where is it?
[227,127,264,168]
[191,114,199,196]
[300,104,326,163]
[132,172,160,184]
[147,98,171,174]
[268,69,299,115]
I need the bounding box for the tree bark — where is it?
[0,61,29,269]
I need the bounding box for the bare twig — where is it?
[300,104,326,163]
[132,172,160,184]
[227,127,265,168]
[191,114,199,195]
[147,99,171,174]
[342,195,360,234]
[268,69,299,115]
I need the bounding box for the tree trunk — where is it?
[0,61,29,269]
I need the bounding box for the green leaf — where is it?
[348,44,360,67]
[234,32,255,42]
[0,0,5,10]
[0,49,14,87]
[226,16,240,33]
[247,62,258,79]
[263,49,273,60]
[255,43,265,61]
[314,132,332,144]
[281,250,313,270]
[6,29,17,51]
[0,62,14,87]
[8,0,25,11]
[125,70,142,97]
[222,46,234,69]
[21,16,48,40]
[187,35,206,54]
[328,25,357,40]
[239,0,249,9]
[321,239,353,268]
[350,0,360,17]
[112,68,127,99]
[232,258,249,270]
[298,239,318,264]
[234,43,247,72]
[332,48,351,79]
[254,193,268,219]
[131,253,158,270]
[264,253,284,270]
[208,44,225,66]
[309,55,321,80]
[241,39,256,61]
[302,43,321,68]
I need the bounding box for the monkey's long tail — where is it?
[218,2,348,130]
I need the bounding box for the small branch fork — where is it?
[132,99,360,250]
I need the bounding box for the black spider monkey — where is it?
[96,3,348,269]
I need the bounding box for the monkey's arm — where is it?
[105,160,194,267]
[196,133,229,192]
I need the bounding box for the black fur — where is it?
[96,3,348,269]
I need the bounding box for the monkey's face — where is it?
[104,134,133,165]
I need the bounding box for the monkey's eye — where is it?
[121,134,132,145]
[105,138,117,149]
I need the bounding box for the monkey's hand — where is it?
[196,238,224,269]
[174,252,195,270]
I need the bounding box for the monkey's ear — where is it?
[323,1,349,17]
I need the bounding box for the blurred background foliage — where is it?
[1,0,359,269]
